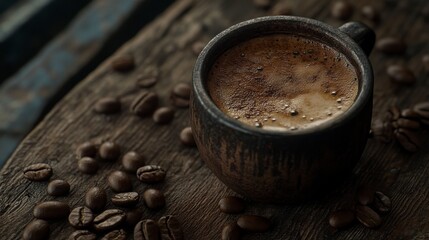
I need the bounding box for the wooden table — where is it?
[1,0,429,239]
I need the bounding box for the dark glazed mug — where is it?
[191,16,375,203]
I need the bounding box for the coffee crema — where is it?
[207,34,359,131]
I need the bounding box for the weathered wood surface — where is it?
[1,0,429,239]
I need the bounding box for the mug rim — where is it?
[192,16,373,137]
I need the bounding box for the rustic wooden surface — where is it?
[1,0,429,239]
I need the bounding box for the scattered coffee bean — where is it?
[23,163,52,181]
[170,96,189,108]
[68,230,97,240]
[137,75,158,88]
[396,118,420,129]
[219,196,245,214]
[68,207,94,229]
[331,1,354,20]
[136,165,166,183]
[134,219,160,240]
[94,97,121,114]
[158,215,183,240]
[328,210,355,229]
[236,215,271,232]
[356,205,382,228]
[33,201,70,220]
[394,128,421,152]
[389,105,401,121]
[423,54,429,69]
[122,151,145,173]
[85,187,107,212]
[270,2,293,15]
[131,91,159,117]
[112,192,139,207]
[252,0,272,9]
[357,186,375,205]
[143,189,166,209]
[99,142,121,161]
[192,41,206,56]
[111,55,135,72]
[400,108,420,119]
[108,171,132,192]
[222,222,242,240]
[47,179,70,196]
[22,219,50,240]
[172,83,191,99]
[373,191,391,213]
[76,142,98,159]
[93,209,126,231]
[78,157,99,174]
[180,127,195,147]
[101,229,127,240]
[125,208,143,227]
[361,5,380,23]
[387,64,416,85]
[413,102,429,124]
[376,37,407,54]
[153,107,175,124]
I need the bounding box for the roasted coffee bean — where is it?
[387,65,416,85]
[413,102,429,122]
[99,142,121,161]
[78,157,99,174]
[158,215,183,240]
[47,179,70,196]
[252,0,272,9]
[373,191,391,213]
[122,151,145,173]
[111,55,135,72]
[23,219,50,240]
[131,91,159,117]
[192,41,205,56]
[137,165,166,183]
[401,108,420,119]
[101,229,127,240]
[357,186,375,205]
[372,120,393,143]
[222,222,242,240]
[108,171,132,192]
[85,187,107,212]
[328,210,355,229]
[94,97,121,114]
[23,163,52,181]
[134,219,160,240]
[172,83,191,99]
[331,1,354,20]
[180,127,195,147]
[68,230,97,240]
[153,107,175,124]
[423,55,429,70]
[143,189,166,209]
[69,207,94,229]
[76,142,98,158]
[170,95,189,108]
[396,118,420,129]
[112,192,139,207]
[394,128,421,152]
[270,2,293,15]
[219,196,245,214]
[388,106,401,121]
[376,37,406,54]
[356,205,382,228]
[361,5,380,23]
[236,215,271,232]
[33,201,70,220]
[137,75,158,88]
[125,208,143,227]
[93,209,126,231]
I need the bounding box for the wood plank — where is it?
[1,0,429,239]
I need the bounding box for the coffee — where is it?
[207,34,359,131]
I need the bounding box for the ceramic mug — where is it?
[191,16,375,203]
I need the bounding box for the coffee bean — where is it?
[219,196,245,214]
[85,187,107,212]
[68,230,97,240]
[389,105,401,121]
[76,142,98,159]
[413,102,429,123]
[23,163,52,181]
[47,179,70,196]
[136,165,166,183]
[357,186,375,205]
[23,219,50,240]
[172,83,191,99]
[137,75,158,88]
[68,207,94,229]
[396,118,420,129]
[180,127,195,147]
[328,210,355,229]
[112,192,139,207]
[331,1,354,20]
[423,55,429,70]
[108,171,132,192]
[170,96,189,108]
[373,191,391,213]
[78,157,99,174]
[394,128,421,152]
[131,91,159,117]
[33,201,70,220]
[401,108,420,119]
[134,219,160,240]
[153,107,175,124]
[158,215,183,240]
[125,208,143,227]
[94,97,121,115]
[99,142,121,161]
[112,55,135,72]
[222,222,242,240]
[270,2,293,15]
[93,209,126,231]
[371,120,393,143]
[236,215,271,232]
[122,151,145,173]
[101,229,127,240]
[356,205,382,228]
[376,38,407,54]
[143,189,166,209]
[192,41,206,56]
[252,0,272,9]
[361,5,380,23]
[387,65,416,85]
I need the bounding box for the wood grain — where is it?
[1,0,429,239]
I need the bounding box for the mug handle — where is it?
[339,22,376,56]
